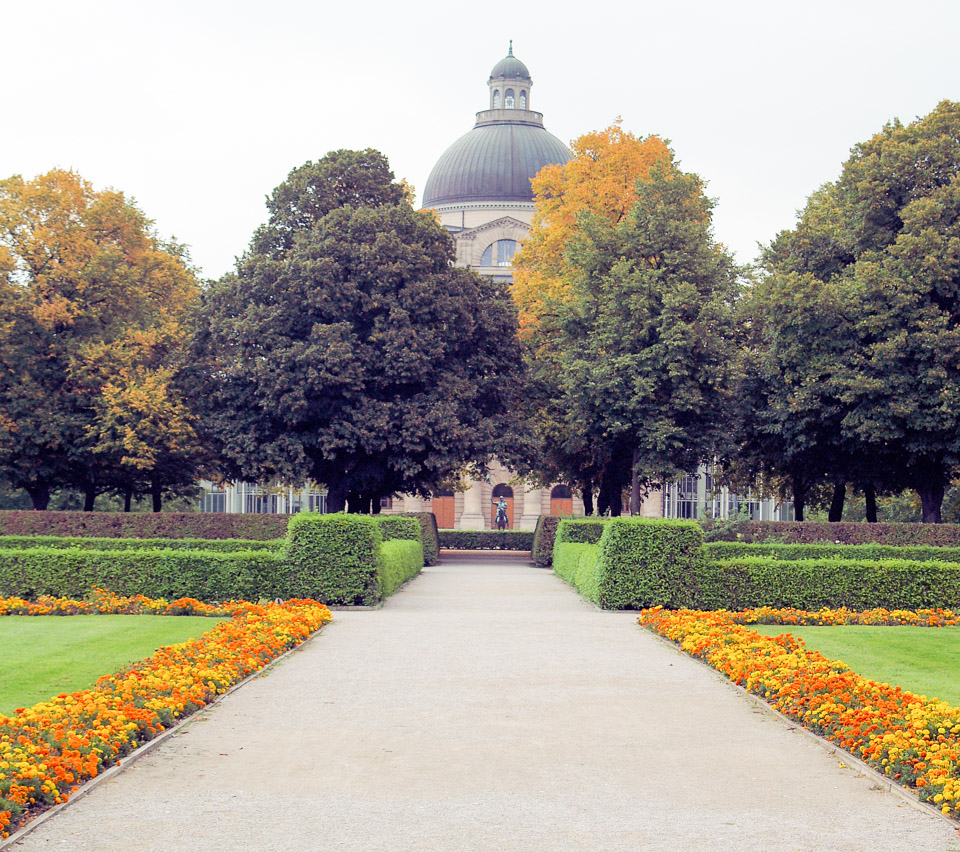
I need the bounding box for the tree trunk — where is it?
[371,495,381,515]
[913,457,946,523]
[151,480,163,513]
[326,487,346,514]
[792,477,806,522]
[596,477,610,516]
[123,487,133,513]
[628,447,642,515]
[827,482,846,522]
[25,482,50,511]
[580,477,594,517]
[864,484,878,523]
[83,486,97,512]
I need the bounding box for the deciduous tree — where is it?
[192,150,524,512]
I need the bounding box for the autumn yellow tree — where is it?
[0,169,202,510]
[511,122,671,334]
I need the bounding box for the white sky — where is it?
[3,0,959,280]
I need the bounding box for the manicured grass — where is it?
[0,615,226,715]
[754,625,960,706]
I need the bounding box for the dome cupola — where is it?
[422,43,570,209]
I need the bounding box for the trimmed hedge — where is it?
[553,517,704,609]
[0,510,289,540]
[284,513,423,604]
[699,519,960,546]
[285,513,384,605]
[380,539,425,597]
[0,535,282,553]
[374,516,421,543]
[438,529,535,551]
[0,548,285,601]
[691,557,960,610]
[705,541,960,564]
[531,516,561,567]
[399,512,440,567]
[555,518,607,545]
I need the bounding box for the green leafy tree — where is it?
[192,149,524,512]
[527,156,741,514]
[755,101,960,522]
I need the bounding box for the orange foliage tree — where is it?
[0,169,202,510]
[511,122,671,335]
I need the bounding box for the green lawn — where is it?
[0,615,226,716]
[753,625,960,706]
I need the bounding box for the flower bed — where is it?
[0,591,332,838]
[640,607,960,819]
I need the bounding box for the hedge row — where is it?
[553,517,704,609]
[0,511,288,540]
[285,513,422,605]
[694,557,960,610]
[394,512,440,566]
[531,516,561,567]
[0,535,282,553]
[705,541,960,564]
[699,519,960,546]
[555,519,606,545]
[0,548,285,601]
[438,529,535,551]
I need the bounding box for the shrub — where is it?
[691,557,960,610]
[0,511,288,540]
[554,518,607,545]
[0,548,285,601]
[552,542,601,601]
[380,539,424,597]
[552,517,704,609]
[531,516,561,567]
[698,519,960,546]
[0,535,282,553]
[284,513,385,605]
[374,516,421,543]
[437,529,534,551]
[705,541,960,564]
[399,512,440,566]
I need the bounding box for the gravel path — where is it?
[11,554,960,851]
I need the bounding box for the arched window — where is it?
[480,240,518,267]
[504,89,515,109]
[496,239,517,266]
[493,90,501,109]
[519,91,527,109]
[550,485,572,499]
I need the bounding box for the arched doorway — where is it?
[550,484,573,516]
[491,484,514,529]
[432,489,456,529]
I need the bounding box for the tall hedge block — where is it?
[284,513,384,605]
[531,516,561,567]
[595,518,704,609]
[555,519,607,545]
[399,512,440,566]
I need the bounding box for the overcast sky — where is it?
[4,0,959,280]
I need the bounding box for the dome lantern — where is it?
[488,40,532,110]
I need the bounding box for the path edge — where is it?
[2,622,330,850]
[640,624,958,829]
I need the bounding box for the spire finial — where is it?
[508,40,513,56]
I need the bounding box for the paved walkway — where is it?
[13,555,960,851]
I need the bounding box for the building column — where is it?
[518,486,542,530]
[403,495,423,512]
[459,480,485,529]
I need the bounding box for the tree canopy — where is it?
[193,149,524,512]
[513,129,741,515]
[0,169,202,510]
[744,100,960,521]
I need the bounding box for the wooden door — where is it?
[550,485,573,516]
[433,494,455,529]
